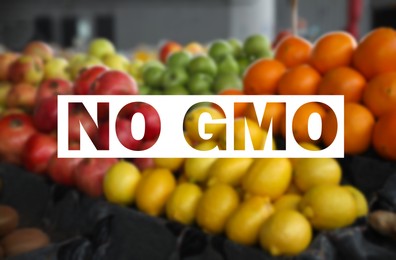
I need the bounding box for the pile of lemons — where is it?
[102,106,368,257]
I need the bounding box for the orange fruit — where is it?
[310,31,357,74]
[274,36,312,68]
[317,67,366,103]
[243,59,286,95]
[362,72,396,118]
[323,103,375,155]
[277,64,321,95]
[372,110,396,160]
[212,89,247,118]
[244,102,285,136]
[280,102,326,143]
[353,27,396,79]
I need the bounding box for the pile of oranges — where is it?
[230,27,396,161]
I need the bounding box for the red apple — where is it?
[119,102,161,141]
[159,41,182,63]
[8,55,44,85]
[73,157,118,197]
[36,78,73,103]
[23,41,54,62]
[0,52,19,81]
[22,133,57,175]
[47,143,82,186]
[74,65,108,95]
[6,83,38,112]
[32,96,58,133]
[68,109,98,144]
[0,113,37,165]
[90,70,138,120]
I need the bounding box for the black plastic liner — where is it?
[1,155,396,260]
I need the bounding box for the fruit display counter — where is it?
[2,25,396,259]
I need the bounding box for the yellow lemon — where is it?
[206,158,253,187]
[285,182,303,195]
[225,196,274,246]
[166,183,203,225]
[184,106,225,143]
[294,158,342,192]
[103,161,141,206]
[274,194,302,211]
[196,184,240,234]
[153,158,185,172]
[135,168,176,217]
[299,184,357,230]
[184,157,217,183]
[343,185,368,217]
[218,118,276,150]
[242,158,292,200]
[289,142,321,166]
[259,209,312,256]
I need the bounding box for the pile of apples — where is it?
[0,39,164,197]
[139,35,273,95]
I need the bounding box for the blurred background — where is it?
[0,0,395,51]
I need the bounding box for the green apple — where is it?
[142,66,165,89]
[138,85,150,95]
[243,34,271,59]
[187,55,217,77]
[44,57,70,80]
[187,73,213,94]
[163,85,189,95]
[88,38,116,59]
[212,73,243,94]
[208,40,233,62]
[162,68,189,90]
[217,55,239,75]
[228,38,243,57]
[102,53,129,71]
[140,60,165,75]
[237,56,251,76]
[166,51,191,68]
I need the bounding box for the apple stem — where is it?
[291,0,298,36]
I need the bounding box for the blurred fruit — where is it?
[245,102,285,136]
[206,158,253,187]
[184,156,217,183]
[153,158,184,172]
[277,64,321,95]
[273,194,302,211]
[372,110,396,160]
[162,67,189,89]
[228,38,243,57]
[159,41,183,63]
[187,55,217,77]
[69,55,103,80]
[362,72,396,117]
[281,102,326,143]
[43,57,70,80]
[135,168,176,216]
[352,27,396,79]
[343,185,368,217]
[208,40,233,62]
[243,59,286,95]
[212,73,243,93]
[184,42,205,55]
[0,52,19,81]
[102,53,129,71]
[294,158,342,192]
[243,34,272,59]
[166,183,203,225]
[317,66,366,103]
[274,35,312,68]
[187,73,213,94]
[32,96,58,133]
[289,142,321,166]
[163,85,189,95]
[9,55,44,85]
[166,51,191,68]
[184,106,225,143]
[242,158,292,200]
[6,83,37,112]
[272,30,293,49]
[217,55,239,75]
[47,150,82,187]
[23,41,53,61]
[143,66,165,89]
[310,31,357,74]
[285,182,303,195]
[299,184,357,230]
[103,161,141,206]
[323,103,375,155]
[225,196,274,246]
[259,210,312,256]
[88,38,115,59]
[196,183,240,234]
[36,78,73,103]
[74,65,108,95]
